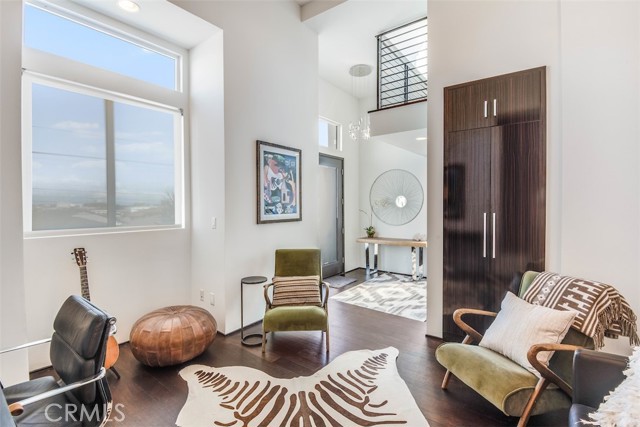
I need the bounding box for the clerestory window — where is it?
[318,117,342,151]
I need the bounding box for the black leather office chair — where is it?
[1,295,115,426]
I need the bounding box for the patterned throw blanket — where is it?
[522,272,639,349]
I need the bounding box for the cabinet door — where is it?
[443,128,492,341]
[495,67,545,126]
[445,67,546,132]
[445,82,492,132]
[489,121,546,312]
[445,85,472,132]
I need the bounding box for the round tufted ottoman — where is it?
[129,305,217,367]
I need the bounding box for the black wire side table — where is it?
[240,276,267,346]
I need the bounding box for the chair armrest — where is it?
[452,308,497,344]
[0,338,51,355]
[321,282,329,308]
[527,343,583,396]
[572,348,627,408]
[8,367,106,416]
[263,283,274,309]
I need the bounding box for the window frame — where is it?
[318,116,343,152]
[22,0,188,237]
[25,0,183,92]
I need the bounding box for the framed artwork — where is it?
[256,140,302,224]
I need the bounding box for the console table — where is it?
[356,237,427,281]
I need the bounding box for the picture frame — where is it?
[256,140,302,224]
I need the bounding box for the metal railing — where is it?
[377,17,427,109]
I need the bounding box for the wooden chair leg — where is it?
[441,370,452,389]
[441,335,472,390]
[261,331,267,354]
[517,378,549,427]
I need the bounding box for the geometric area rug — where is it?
[330,273,426,322]
[176,347,429,426]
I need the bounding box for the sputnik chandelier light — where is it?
[348,64,372,142]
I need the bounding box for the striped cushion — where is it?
[272,275,321,307]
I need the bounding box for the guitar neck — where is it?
[79,266,91,301]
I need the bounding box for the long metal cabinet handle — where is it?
[483,100,488,118]
[493,99,497,117]
[492,212,496,259]
[483,212,487,258]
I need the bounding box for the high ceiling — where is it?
[303,0,427,100]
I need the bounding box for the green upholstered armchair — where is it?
[261,249,329,354]
[436,271,594,427]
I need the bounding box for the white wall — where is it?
[370,101,428,137]
[559,0,640,354]
[190,31,227,331]
[359,140,427,276]
[23,230,192,369]
[0,0,29,385]
[318,78,360,272]
[174,0,319,333]
[427,0,640,354]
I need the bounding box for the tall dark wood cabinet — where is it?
[443,67,546,341]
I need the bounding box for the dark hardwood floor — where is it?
[34,269,567,426]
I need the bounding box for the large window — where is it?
[22,1,186,233]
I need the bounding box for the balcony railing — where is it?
[377,17,427,109]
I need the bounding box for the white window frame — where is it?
[319,116,343,152]
[25,0,184,92]
[22,0,189,237]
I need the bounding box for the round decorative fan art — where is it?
[370,169,424,226]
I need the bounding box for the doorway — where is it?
[318,154,344,278]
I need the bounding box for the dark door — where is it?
[489,122,546,310]
[443,128,492,341]
[318,154,344,278]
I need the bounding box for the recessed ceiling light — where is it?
[117,0,140,13]
[416,137,427,141]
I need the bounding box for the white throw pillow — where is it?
[479,292,577,376]
[586,346,640,427]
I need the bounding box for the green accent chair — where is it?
[261,249,329,354]
[436,271,594,427]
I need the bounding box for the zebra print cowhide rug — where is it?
[176,347,428,427]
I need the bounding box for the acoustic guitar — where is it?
[73,248,120,374]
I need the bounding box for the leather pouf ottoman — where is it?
[129,305,217,367]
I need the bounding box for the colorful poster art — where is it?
[256,141,301,223]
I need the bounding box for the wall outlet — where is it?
[199,289,204,302]
[209,292,215,306]
[211,216,217,229]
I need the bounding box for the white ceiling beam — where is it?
[300,0,347,22]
